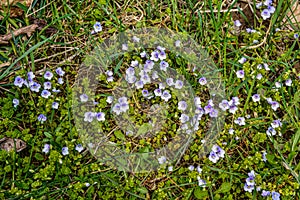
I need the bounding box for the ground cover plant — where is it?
[0,0,300,199]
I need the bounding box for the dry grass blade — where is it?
[0,24,38,44]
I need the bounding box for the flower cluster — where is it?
[112,97,129,115]
[84,111,106,122]
[42,143,84,155]
[244,170,256,193]
[266,119,282,136]
[219,96,240,114]
[261,190,280,200]
[14,68,65,122]
[208,145,225,163]
[256,0,276,20]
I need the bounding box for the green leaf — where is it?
[137,123,151,136]
[44,132,52,138]
[136,187,148,194]
[114,130,125,140]
[216,182,231,194]
[34,153,44,161]
[194,188,208,199]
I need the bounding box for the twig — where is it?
[0,24,38,44]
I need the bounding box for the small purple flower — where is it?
[209,151,219,163]
[55,67,65,76]
[52,102,59,109]
[126,67,135,76]
[294,33,299,39]
[244,183,254,193]
[140,74,151,84]
[219,100,229,111]
[234,20,242,27]
[234,117,245,126]
[44,71,53,80]
[159,51,167,60]
[271,191,280,200]
[80,94,88,102]
[160,61,169,71]
[84,111,95,122]
[209,109,218,118]
[270,101,280,111]
[140,51,147,58]
[285,79,292,86]
[198,77,207,85]
[261,9,271,20]
[62,147,69,156]
[175,80,183,89]
[52,88,61,93]
[261,190,271,197]
[212,145,225,158]
[158,156,167,164]
[238,57,247,64]
[132,36,140,43]
[106,96,114,104]
[125,75,136,84]
[180,114,190,123]
[256,2,263,8]
[150,51,160,62]
[112,103,122,115]
[246,176,255,186]
[264,0,273,6]
[38,114,47,123]
[188,165,194,171]
[168,166,173,172]
[14,76,24,88]
[30,82,41,92]
[93,22,102,33]
[44,82,51,89]
[13,99,19,108]
[120,103,129,112]
[27,71,35,80]
[154,88,162,96]
[130,60,139,67]
[178,101,187,111]
[96,112,105,121]
[268,5,275,14]
[275,82,281,88]
[204,104,213,114]
[266,126,276,136]
[118,97,128,104]
[135,80,144,89]
[262,151,267,162]
[41,90,51,98]
[229,128,235,135]
[166,78,174,86]
[75,144,84,153]
[144,60,154,72]
[58,78,64,85]
[197,177,207,187]
[236,70,244,78]
[256,73,263,80]
[271,119,282,128]
[142,89,149,97]
[252,94,260,102]
[42,144,50,154]
[161,90,171,102]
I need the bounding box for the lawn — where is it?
[0,0,300,199]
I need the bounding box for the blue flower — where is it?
[27,72,35,80]
[209,109,218,118]
[238,57,247,64]
[44,71,53,80]
[256,73,263,80]
[62,147,69,156]
[84,111,95,122]
[125,75,136,84]
[106,96,114,104]
[264,0,273,6]
[212,145,225,158]
[160,61,169,71]
[180,114,190,123]
[234,117,246,126]
[44,81,51,89]
[30,82,41,92]
[158,156,167,164]
[112,103,122,115]
[80,94,88,102]
[41,90,51,98]
[197,176,207,187]
[266,126,276,136]
[270,101,280,111]
[38,114,47,123]
[209,151,219,163]
[219,100,229,111]
[175,40,181,47]
[175,80,183,89]
[166,78,174,86]
[262,151,267,162]
[96,112,105,121]
[142,89,149,97]
[122,43,128,51]
[126,67,135,76]
[188,165,194,171]
[55,67,65,76]
[58,78,64,85]
[178,101,187,111]
[198,77,207,85]
[236,70,245,78]
[261,190,271,197]
[268,5,275,13]
[271,191,280,200]
[234,20,242,27]
[271,119,282,128]
[158,51,166,60]
[285,79,292,86]
[154,88,162,96]
[294,33,299,39]
[132,36,140,43]
[150,50,160,62]
[14,76,24,87]
[244,183,254,192]
[252,94,260,102]
[161,90,171,102]
[93,22,102,33]
[75,144,84,153]
[261,9,271,20]
[52,102,59,109]
[42,144,50,153]
[140,51,147,58]
[12,98,19,108]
